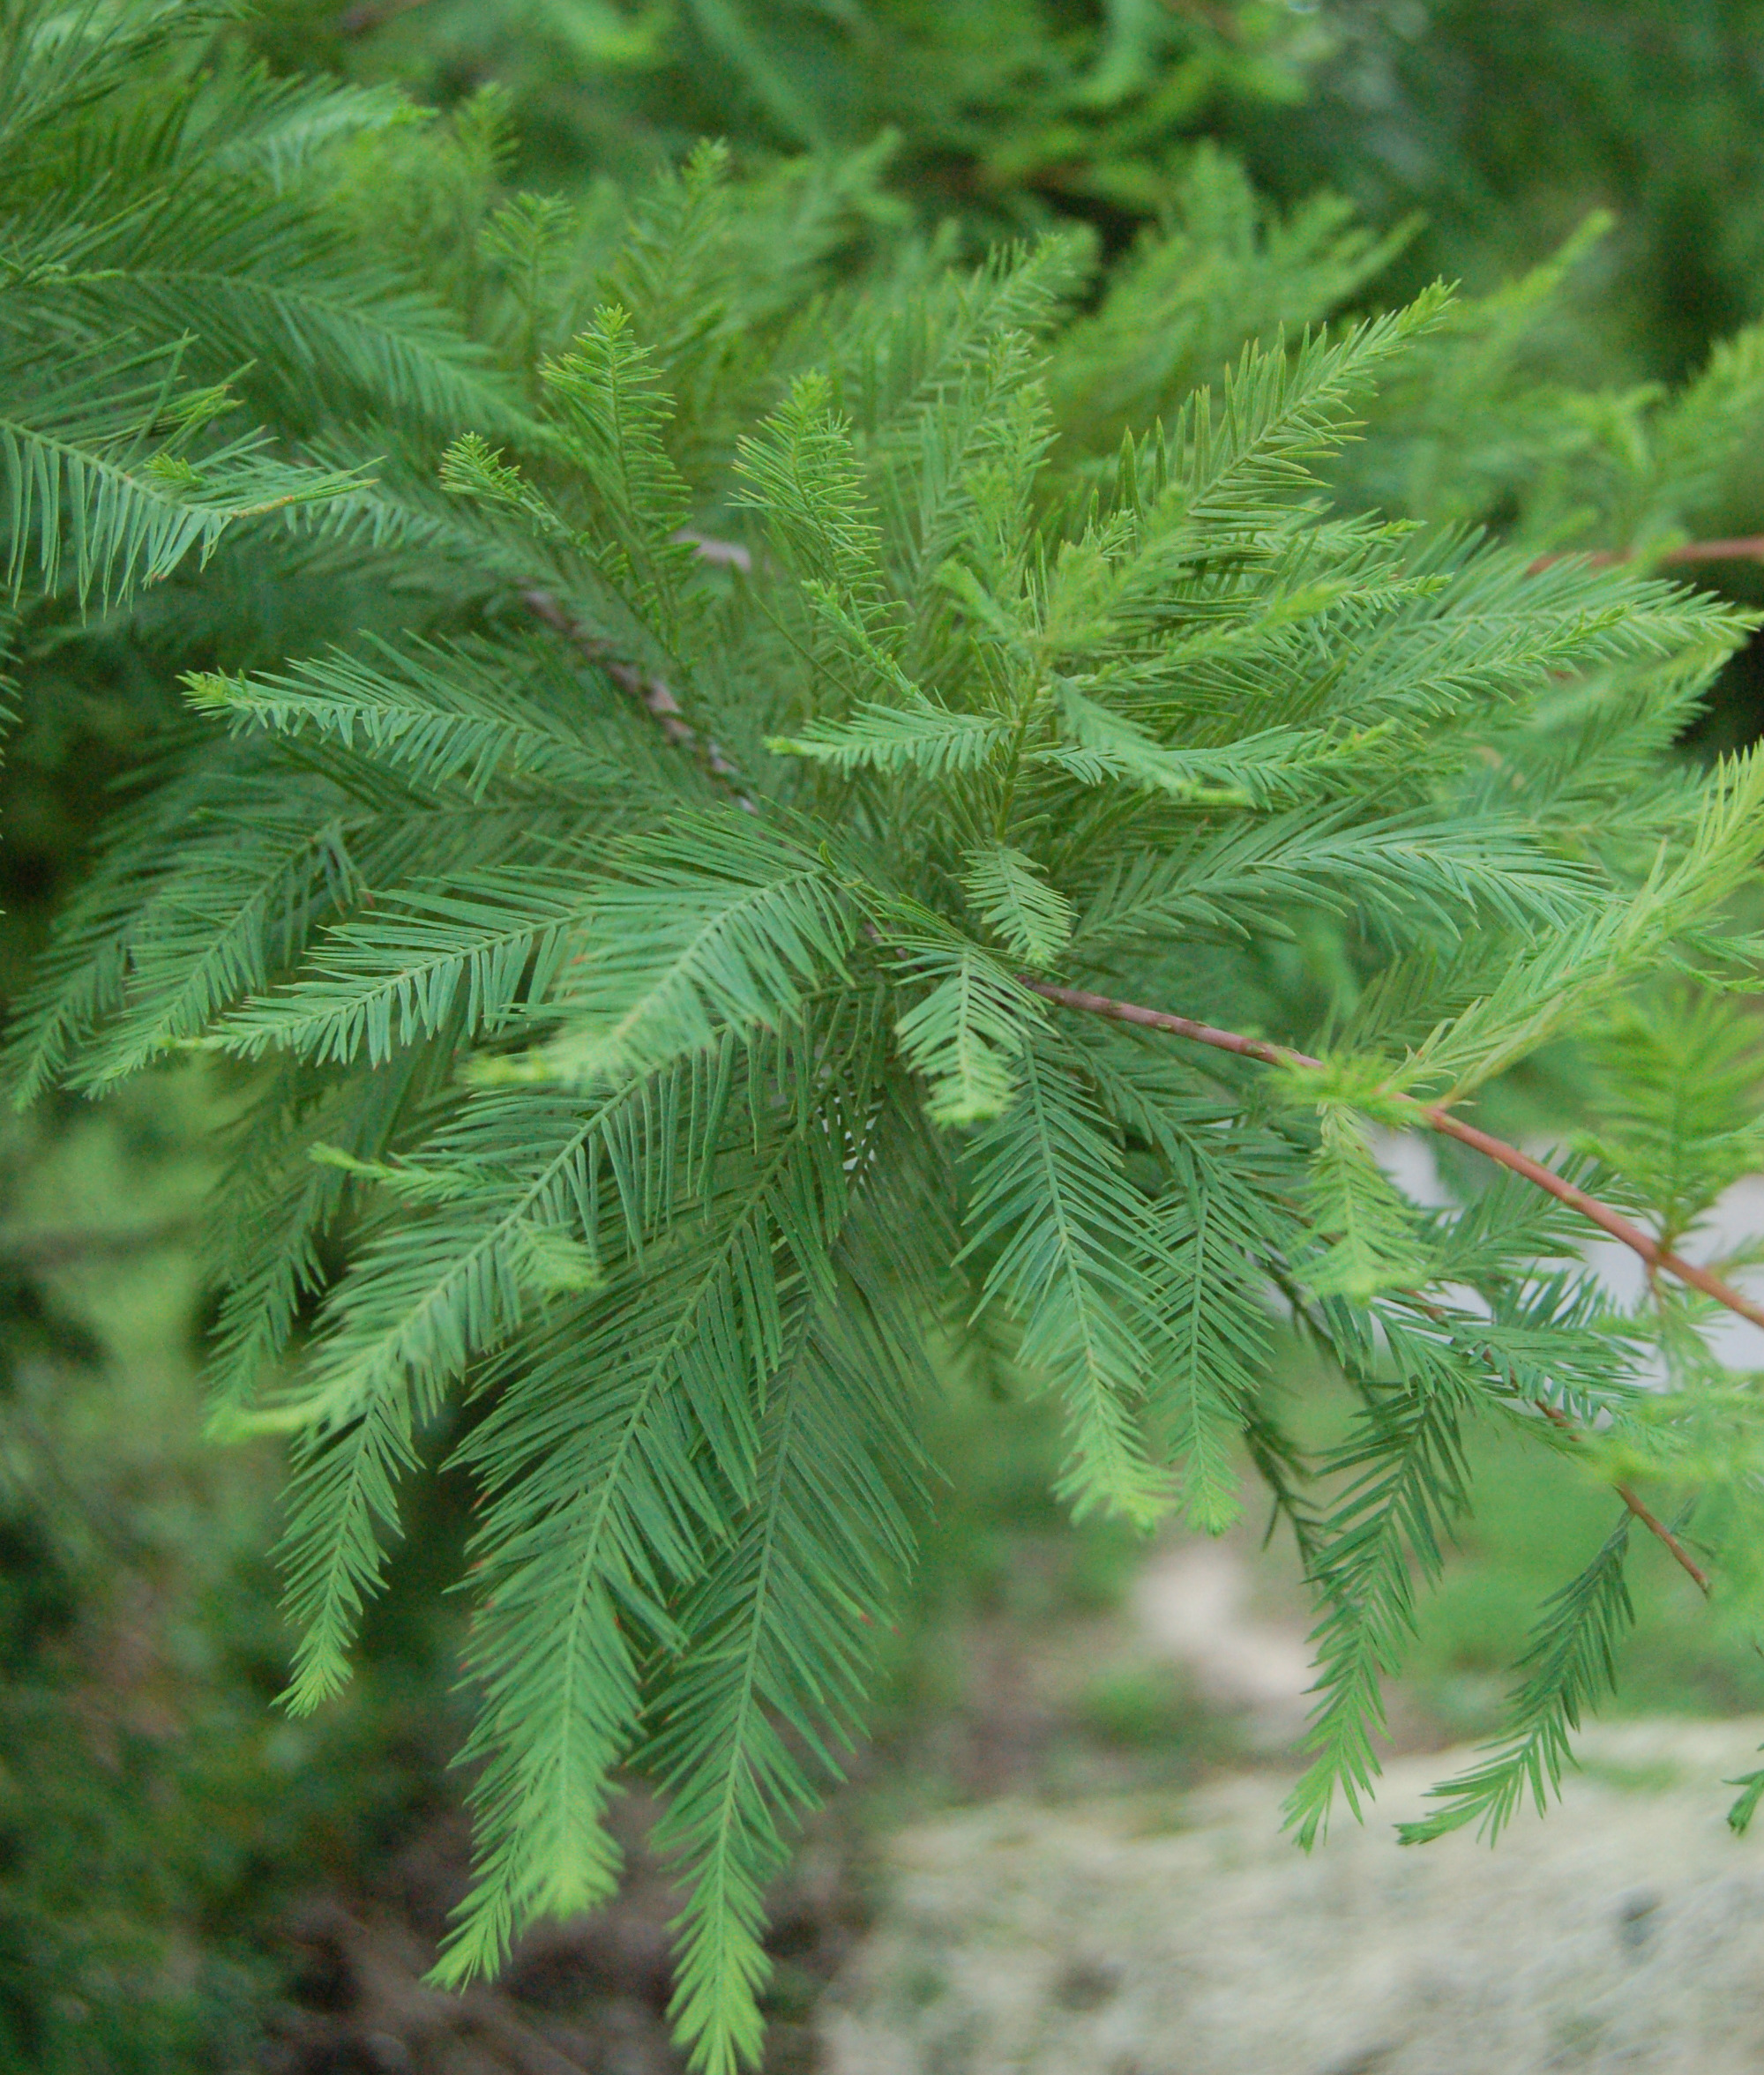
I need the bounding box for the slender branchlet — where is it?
[1024,978,1764,1334]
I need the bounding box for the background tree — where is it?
[247,0,1324,220]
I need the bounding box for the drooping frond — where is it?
[1283,1346,1480,1847]
[963,1031,1178,1526]
[436,1087,855,1981]
[208,870,597,1067]
[1303,1110,1433,1302]
[183,637,631,800]
[515,819,859,1087]
[274,1067,661,1710]
[1397,1515,1634,1844]
[647,1116,937,2075]
[883,906,1042,1126]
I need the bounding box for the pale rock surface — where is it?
[820,1718,1764,2075]
[1129,1539,1312,1747]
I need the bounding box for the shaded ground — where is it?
[256,1801,844,2075]
[241,1517,1308,2071]
[243,1521,1333,2074]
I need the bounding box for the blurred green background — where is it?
[12,4,1764,2069]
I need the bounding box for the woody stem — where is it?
[1027,976,1729,1594]
[1024,978,1764,1336]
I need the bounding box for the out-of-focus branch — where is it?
[1529,536,1764,574]
[333,0,433,36]
[0,1219,197,1272]
[1155,0,1245,37]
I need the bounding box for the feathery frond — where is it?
[17,112,1764,2071]
[1397,1515,1634,1844]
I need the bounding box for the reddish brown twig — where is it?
[520,588,753,807]
[0,1218,198,1271]
[1534,1404,1710,1594]
[333,0,432,35]
[1406,1288,1712,1594]
[1611,1486,1711,1593]
[1023,977,1731,1594]
[1022,978,1764,1335]
[1529,536,1764,575]
[1155,0,1245,36]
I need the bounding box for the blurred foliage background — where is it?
[13,2,1764,2067]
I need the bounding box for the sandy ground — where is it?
[822,1718,1764,2075]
